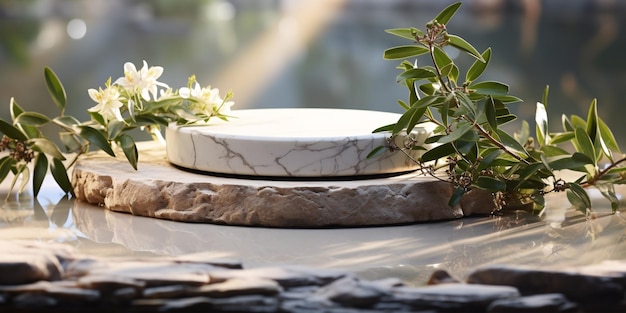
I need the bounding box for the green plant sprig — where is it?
[0,61,234,199]
[375,2,626,215]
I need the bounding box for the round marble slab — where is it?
[166,108,430,177]
[72,143,495,228]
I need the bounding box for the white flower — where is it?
[88,86,124,121]
[179,83,233,116]
[114,60,168,101]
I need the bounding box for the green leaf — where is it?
[469,81,509,96]
[397,100,409,110]
[491,94,523,104]
[448,186,465,207]
[385,27,424,40]
[517,120,530,145]
[383,46,429,60]
[59,132,83,153]
[466,48,491,83]
[397,68,437,82]
[477,149,502,171]
[53,116,81,130]
[567,183,591,214]
[372,124,395,133]
[597,183,619,213]
[586,98,598,142]
[32,153,48,197]
[535,101,548,146]
[455,91,476,117]
[367,145,387,159]
[549,132,575,145]
[540,145,570,157]
[89,111,106,126]
[9,98,24,121]
[570,115,586,129]
[440,63,459,83]
[438,122,473,144]
[434,2,462,25]
[0,118,27,141]
[422,143,455,162]
[79,125,115,157]
[475,176,507,192]
[598,118,620,153]
[485,98,497,130]
[51,158,73,195]
[495,129,529,158]
[574,126,595,163]
[447,34,484,62]
[107,120,126,140]
[14,112,50,127]
[433,46,453,71]
[117,135,138,170]
[562,114,574,132]
[0,156,15,183]
[44,67,67,113]
[29,137,66,161]
[512,163,546,187]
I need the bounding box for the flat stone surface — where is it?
[487,293,578,313]
[72,143,495,227]
[166,108,430,177]
[467,265,624,304]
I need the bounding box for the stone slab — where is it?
[166,108,431,177]
[72,143,495,227]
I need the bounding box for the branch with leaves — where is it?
[374,2,626,215]
[0,61,233,198]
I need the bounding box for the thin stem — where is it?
[474,123,531,165]
[581,156,626,187]
[428,46,453,95]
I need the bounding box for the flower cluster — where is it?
[0,61,234,197]
[87,60,233,125]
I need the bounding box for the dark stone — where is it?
[153,296,213,312]
[88,261,214,286]
[487,293,579,313]
[78,274,146,293]
[0,253,63,285]
[427,269,461,285]
[209,266,347,288]
[167,253,243,269]
[143,285,191,299]
[45,285,100,304]
[12,293,58,309]
[467,265,624,304]
[209,295,279,313]
[192,278,282,298]
[393,283,520,311]
[314,277,387,308]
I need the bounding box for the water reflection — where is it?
[2,0,626,145]
[1,182,626,285]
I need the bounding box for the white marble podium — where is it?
[71,109,495,227]
[166,108,430,177]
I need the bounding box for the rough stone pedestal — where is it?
[72,145,495,227]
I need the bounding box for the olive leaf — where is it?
[44,67,67,114]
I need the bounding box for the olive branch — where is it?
[373,2,626,215]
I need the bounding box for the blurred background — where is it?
[1,0,626,146]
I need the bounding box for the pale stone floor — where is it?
[2,173,626,287]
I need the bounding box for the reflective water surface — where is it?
[2,174,626,285]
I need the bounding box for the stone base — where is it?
[71,143,495,227]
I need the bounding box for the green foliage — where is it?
[0,62,234,197]
[376,1,626,215]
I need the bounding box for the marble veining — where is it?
[166,108,431,177]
